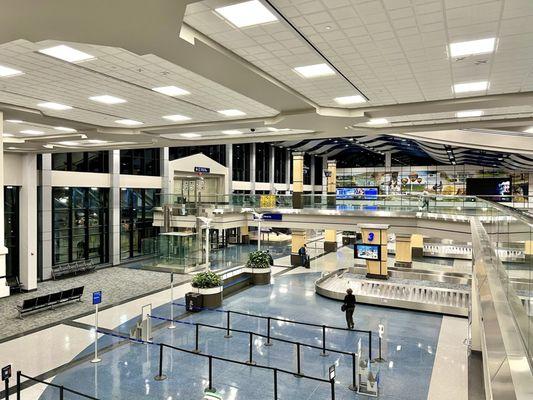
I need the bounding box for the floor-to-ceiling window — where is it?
[304,153,312,185]
[52,187,109,265]
[233,144,250,181]
[52,152,109,173]
[170,145,226,165]
[120,149,160,176]
[4,186,19,279]
[255,143,270,182]
[314,157,323,185]
[120,188,159,260]
[274,147,287,184]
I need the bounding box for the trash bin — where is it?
[185,292,203,312]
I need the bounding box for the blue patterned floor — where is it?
[38,272,442,399]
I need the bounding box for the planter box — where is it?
[193,286,223,308]
[243,267,271,285]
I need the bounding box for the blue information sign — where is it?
[194,166,210,173]
[262,213,282,221]
[92,291,102,305]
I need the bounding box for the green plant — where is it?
[192,271,222,289]
[246,250,271,269]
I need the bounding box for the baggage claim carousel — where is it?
[315,266,471,317]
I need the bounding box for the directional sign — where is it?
[1,365,11,381]
[194,166,210,174]
[92,291,102,305]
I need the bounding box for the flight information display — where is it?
[354,244,381,261]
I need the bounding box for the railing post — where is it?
[224,311,232,338]
[205,355,216,394]
[294,343,302,377]
[273,369,278,400]
[59,386,64,400]
[368,331,372,360]
[349,353,357,391]
[246,332,256,365]
[194,324,200,353]
[320,325,328,357]
[265,317,272,346]
[154,343,167,381]
[16,371,20,400]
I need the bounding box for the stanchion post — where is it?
[154,344,167,381]
[330,378,335,400]
[349,353,357,391]
[294,343,302,377]
[91,291,102,364]
[59,386,64,400]
[273,369,278,400]
[265,317,273,346]
[194,324,200,353]
[205,355,216,393]
[374,323,385,362]
[320,325,328,357]
[224,311,232,338]
[16,371,20,400]
[368,331,372,360]
[246,332,256,365]
[168,273,176,329]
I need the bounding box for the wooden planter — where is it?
[195,286,223,308]
[243,267,272,285]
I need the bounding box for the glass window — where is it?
[304,153,311,185]
[169,145,226,165]
[233,144,250,181]
[274,147,287,183]
[120,149,160,176]
[255,143,270,183]
[52,152,109,173]
[4,187,19,279]
[314,157,323,185]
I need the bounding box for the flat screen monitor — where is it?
[337,187,379,200]
[355,244,381,261]
[466,178,511,202]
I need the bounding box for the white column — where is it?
[19,154,38,290]
[225,144,233,194]
[0,114,8,296]
[269,145,275,194]
[40,154,53,280]
[159,147,170,234]
[321,156,327,201]
[109,150,121,266]
[250,143,256,194]
[285,149,291,193]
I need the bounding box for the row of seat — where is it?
[17,286,84,318]
[52,259,96,279]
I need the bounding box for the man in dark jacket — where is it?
[298,244,309,268]
[343,288,356,329]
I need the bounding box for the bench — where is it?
[52,260,96,280]
[16,286,84,318]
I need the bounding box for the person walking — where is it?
[298,244,309,268]
[342,288,356,329]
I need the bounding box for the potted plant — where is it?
[191,271,223,307]
[244,250,272,285]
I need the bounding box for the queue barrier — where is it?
[16,371,98,400]
[173,302,375,360]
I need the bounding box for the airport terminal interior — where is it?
[0,0,532,399]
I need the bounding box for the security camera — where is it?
[250,128,256,132]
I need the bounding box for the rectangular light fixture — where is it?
[180,133,201,138]
[115,119,143,126]
[0,65,23,77]
[152,86,190,96]
[449,38,496,58]
[5,119,23,123]
[86,139,108,144]
[294,63,335,78]
[218,109,246,117]
[38,102,72,110]
[456,110,484,118]
[334,95,366,105]
[367,118,388,125]
[163,114,191,122]
[2,133,14,137]
[453,81,488,93]
[267,127,290,132]
[20,129,44,135]
[215,0,278,28]
[524,127,533,134]
[89,95,127,104]
[222,130,242,135]
[39,45,95,63]
[54,126,78,133]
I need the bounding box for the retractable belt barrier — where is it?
[16,371,98,400]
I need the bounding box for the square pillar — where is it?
[359,224,389,280]
[290,229,307,266]
[394,234,412,268]
[109,150,121,266]
[226,144,233,194]
[40,154,53,280]
[324,229,337,253]
[326,159,337,208]
[292,152,304,208]
[241,224,250,244]
[19,154,38,290]
[0,114,8,296]
[250,143,256,195]
[411,234,424,259]
[269,145,275,194]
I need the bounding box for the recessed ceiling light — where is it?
[367,118,388,125]
[3,133,14,137]
[449,38,496,58]
[152,86,190,97]
[163,114,191,122]
[38,102,72,111]
[86,139,108,144]
[56,141,79,146]
[0,65,23,77]
[115,119,143,126]
[5,119,23,123]
[453,81,489,93]
[20,129,44,135]
[89,95,127,104]
[456,110,484,118]
[294,63,335,78]
[215,0,278,28]
[222,130,243,135]
[54,126,78,133]
[180,133,201,138]
[218,109,246,117]
[334,95,366,105]
[524,127,533,134]
[38,45,95,63]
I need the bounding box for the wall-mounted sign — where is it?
[194,166,210,174]
[367,232,375,242]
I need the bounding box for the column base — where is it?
[412,247,424,259]
[291,254,303,267]
[292,192,303,209]
[394,261,412,268]
[242,235,250,244]
[366,273,389,280]
[324,241,337,253]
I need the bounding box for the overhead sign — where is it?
[262,213,282,221]
[194,166,210,174]
[1,365,11,381]
[92,291,102,305]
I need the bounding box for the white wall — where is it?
[4,153,25,186]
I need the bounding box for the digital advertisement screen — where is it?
[466,178,512,202]
[354,244,381,261]
[337,187,379,200]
